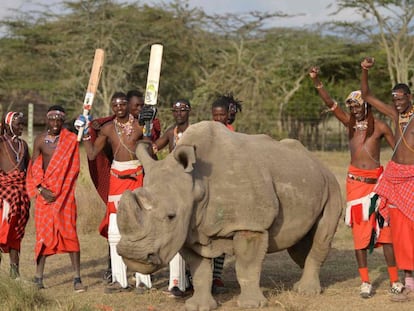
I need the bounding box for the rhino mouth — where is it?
[117,241,165,274]
[122,256,162,274]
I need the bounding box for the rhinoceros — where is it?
[117,121,343,311]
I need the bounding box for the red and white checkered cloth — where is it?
[376,160,414,222]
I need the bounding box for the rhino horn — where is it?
[136,141,155,171]
[118,189,148,235]
[173,144,196,173]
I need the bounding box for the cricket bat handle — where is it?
[77,92,95,141]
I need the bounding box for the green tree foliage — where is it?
[333,0,414,86]
[0,0,402,149]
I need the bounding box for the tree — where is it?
[333,0,414,86]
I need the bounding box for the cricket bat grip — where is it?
[143,120,152,138]
[76,109,90,141]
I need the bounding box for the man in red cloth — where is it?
[0,111,30,279]
[79,92,153,292]
[26,105,86,292]
[309,66,402,298]
[361,57,414,302]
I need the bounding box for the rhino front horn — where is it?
[117,190,145,235]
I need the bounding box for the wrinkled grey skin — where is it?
[117,121,343,311]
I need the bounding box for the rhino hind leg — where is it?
[233,230,268,308]
[287,225,317,269]
[291,184,342,295]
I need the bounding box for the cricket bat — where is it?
[143,44,163,137]
[77,48,105,141]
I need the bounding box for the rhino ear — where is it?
[173,144,196,173]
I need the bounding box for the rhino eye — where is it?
[167,213,176,220]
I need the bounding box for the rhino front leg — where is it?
[233,230,268,308]
[181,248,217,311]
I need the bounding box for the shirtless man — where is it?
[361,57,414,302]
[79,92,152,292]
[0,111,30,279]
[153,99,191,152]
[309,66,401,298]
[26,105,86,292]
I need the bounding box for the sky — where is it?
[0,0,358,29]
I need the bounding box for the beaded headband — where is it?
[5,111,23,127]
[46,110,65,120]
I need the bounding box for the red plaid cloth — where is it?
[377,160,414,222]
[26,128,80,260]
[0,169,30,241]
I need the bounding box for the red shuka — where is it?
[26,128,80,260]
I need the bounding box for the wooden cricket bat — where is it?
[77,48,105,141]
[143,44,163,137]
[144,44,163,106]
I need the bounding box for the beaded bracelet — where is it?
[82,135,91,141]
[330,101,338,111]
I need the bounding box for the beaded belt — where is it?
[110,169,143,181]
[347,173,377,184]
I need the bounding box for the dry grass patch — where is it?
[1,149,413,310]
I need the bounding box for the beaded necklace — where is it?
[3,135,23,167]
[354,120,368,131]
[114,114,134,137]
[399,106,414,131]
[44,134,60,149]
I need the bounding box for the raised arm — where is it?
[360,57,397,120]
[309,66,350,126]
[154,129,171,152]
[377,120,395,149]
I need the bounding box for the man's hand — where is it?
[309,66,320,79]
[74,115,92,135]
[361,57,375,70]
[39,187,57,203]
[138,105,157,126]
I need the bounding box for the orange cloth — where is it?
[99,161,144,239]
[26,128,80,260]
[346,165,390,249]
[389,207,414,270]
[226,124,235,131]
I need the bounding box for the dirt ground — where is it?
[1,150,414,310]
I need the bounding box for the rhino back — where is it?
[177,122,335,241]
